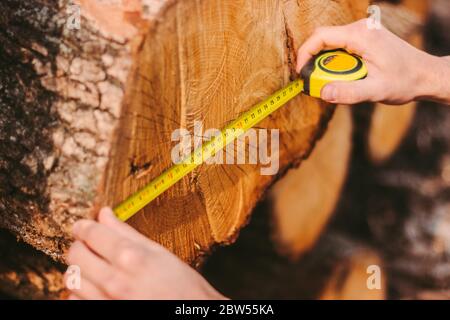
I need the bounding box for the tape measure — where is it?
[114,49,367,221]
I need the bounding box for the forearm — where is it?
[416,54,450,104]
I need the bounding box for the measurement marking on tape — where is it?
[114,79,304,221]
[113,50,367,222]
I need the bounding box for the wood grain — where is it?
[0,0,367,298]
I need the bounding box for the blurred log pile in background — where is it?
[1,0,450,299]
[203,0,450,300]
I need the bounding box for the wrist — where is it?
[415,53,450,103]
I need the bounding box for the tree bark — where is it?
[0,0,367,298]
[0,230,66,300]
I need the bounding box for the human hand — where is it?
[296,19,450,105]
[65,207,225,300]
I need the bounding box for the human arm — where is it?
[296,19,450,105]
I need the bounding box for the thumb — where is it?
[321,80,377,104]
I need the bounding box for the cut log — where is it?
[269,0,429,257]
[426,0,450,56]
[203,203,386,300]
[369,0,450,298]
[332,0,450,298]
[0,0,368,298]
[366,100,450,298]
[368,0,429,164]
[349,101,450,299]
[271,106,352,257]
[369,101,417,164]
[319,242,385,300]
[207,0,450,300]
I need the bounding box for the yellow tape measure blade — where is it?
[113,80,304,221]
[113,50,367,222]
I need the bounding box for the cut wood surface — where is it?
[372,0,450,297]
[206,0,450,300]
[269,0,430,258]
[367,102,450,298]
[328,0,450,299]
[369,101,417,164]
[107,0,369,265]
[0,0,368,298]
[271,106,352,257]
[203,203,386,300]
[319,243,385,300]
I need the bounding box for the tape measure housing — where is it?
[301,49,368,98]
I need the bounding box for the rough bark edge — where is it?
[0,229,66,300]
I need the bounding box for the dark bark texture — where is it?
[0,0,61,257]
[0,0,127,261]
[0,229,66,300]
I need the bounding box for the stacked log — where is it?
[205,0,441,300]
[269,0,429,259]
